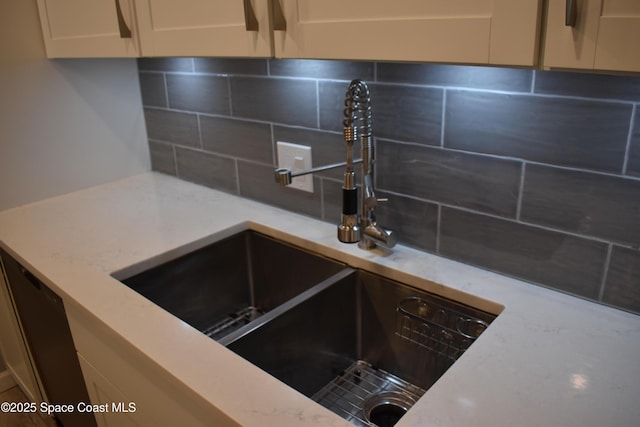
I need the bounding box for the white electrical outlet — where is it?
[276,141,313,193]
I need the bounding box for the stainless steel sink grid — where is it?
[202,306,264,341]
[312,360,425,427]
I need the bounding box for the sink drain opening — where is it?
[363,391,415,427]
[368,404,405,427]
[312,360,425,427]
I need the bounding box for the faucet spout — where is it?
[360,222,397,250]
[274,159,361,186]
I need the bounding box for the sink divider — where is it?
[217,268,357,347]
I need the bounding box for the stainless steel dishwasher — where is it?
[0,248,96,427]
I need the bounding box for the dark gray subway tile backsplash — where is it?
[148,141,176,175]
[375,190,439,253]
[534,70,640,101]
[166,74,230,115]
[521,165,640,246]
[175,147,238,194]
[269,59,374,80]
[369,84,444,144]
[137,58,640,315]
[445,90,631,173]
[138,72,167,108]
[439,207,608,300]
[200,116,272,164]
[230,76,317,127]
[194,58,268,75]
[377,140,521,217]
[138,57,194,72]
[144,108,200,147]
[377,63,533,92]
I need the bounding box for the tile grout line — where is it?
[234,159,241,196]
[162,72,170,108]
[270,124,277,166]
[597,244,613,301]
[530,70,536,93]
[196,114,203,149]
[435,204,442,254]
[172,144,179,179]
[316,80,321,128]
[319,178,325,221]
[227,76,234,116]
[440,89,447,147]
[516,162,527,221]
[622,104,636,175]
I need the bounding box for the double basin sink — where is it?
[118,229,496,427]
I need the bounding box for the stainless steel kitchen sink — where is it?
[226,270,496,427]
[119,230,345,340]
[117,228,496,426]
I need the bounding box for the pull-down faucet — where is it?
[274,79,396,250]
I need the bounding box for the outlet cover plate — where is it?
[276,141,313,193]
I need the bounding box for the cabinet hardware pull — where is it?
[115,0,132,38]
[565,0,578,27]
[19,265,41,290]
[272,0,287,31]
[243,0,259,31]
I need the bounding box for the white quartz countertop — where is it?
[1,172,639,427]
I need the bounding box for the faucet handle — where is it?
[364,196,389,210]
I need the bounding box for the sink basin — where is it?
[119,230,345,340]
[226,270,496,426]
[117,227,497,426]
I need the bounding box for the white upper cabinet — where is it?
[543,0,640,72]
[38,1,640,74]
[37,0,272,58]
[134,0,272,57]
[37,0,140,58]
[273,0,543,66]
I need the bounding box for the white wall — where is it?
[0,0,150,212]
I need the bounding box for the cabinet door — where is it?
[37,0,139,58]
[0,250,96,427]
[543,0,640,72]
[134,0,272,57]
[66,304,237,427]
[274,0,542,66]
[0,259,42,404]
[77,354,146,427]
